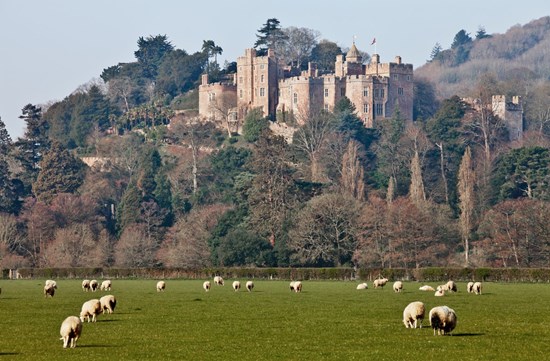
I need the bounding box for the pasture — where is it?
[0,279,548,360]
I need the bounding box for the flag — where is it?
[371,37,376,45]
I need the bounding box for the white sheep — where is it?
[100,280,112,291]
[214,276,224,286]
[473,282,482,295]
[45,280,57,289]
[82,279,91,292]
[44,284,55,298]
[393,281,403,293]
[436,284,449,292]
[429,306,457,335]
[59,316,82,348]
[289,281,302,292]
[373,278,388,288]
[445,280,457,292]
[203,281,211,292]
[100,295,117,314]
[89,279,99,292]
[356,282,368,290]
[403,301,425,329]
[434,289,445,297]
[467,282,474,293]
[246,281,254,292]
[232,281,241,291]
[156,281,166,292]
[419,285,435,291]
[80,299,102,323]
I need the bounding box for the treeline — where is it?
[0,19,549,271]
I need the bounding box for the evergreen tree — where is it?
[32,141,86,203]
[134,34,175,79]
[429,42,442,62]
[254,18,288,56]
[117,181,142,233]
[0,116,12,156]
[409,150,426,207]
[0,157,18,213]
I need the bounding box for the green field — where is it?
[0,279,548,360]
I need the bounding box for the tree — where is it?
[524,82,550,137]
[134,34,175,79]
[202,40,223,77]
[114,223,158,267]
[279,27,320,68]
[0,116,12,156]
[32,142,86,203]
[475,26,491,40]
[42,223,98,267]
[310,40,342,73]
[18,198,57,267]
[429,42,442,62]
[116,181,142,233]
[340,140,365,201]
[288,192,360,267]
[254,18,288,56]
[242,108,270,143]
[409,150,426,207]
[451,30,472,49]
[458,146,475,266]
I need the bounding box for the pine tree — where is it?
[117,181,142,233]
[0,116,12,156]
[458,146,475,266]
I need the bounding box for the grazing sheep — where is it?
[89,280,99,292]
[419,285,435,292]
[434,289,445,297]
[45,280,57,289]
[59,316,82,348]
[473,282,482,295]
[80,299,102,323]
[100,280,112,291]
[156,281,166,292]
[232,281,241,291]
[403,301,425,329]
[100,295,117,314]
[393,281,404,293]
[246,281,254,292]
[467,282,474,293]
[356,283,368,290]
[82,280,91,292]
[290,281,302,292]
[203,281,211,292]
[44,284,56,298]
[214,276,224,286]
[429,306,457,336]
[446,280,457,292]
[373,278,389,288]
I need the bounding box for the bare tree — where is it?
[280,27,321,68]
[409,150,426,207]
[340,140,365,201]
[42,223,97,267]
[458,146,475,266]
[114,224,158,267]
[208,91,238,137]
[107,76,134,113]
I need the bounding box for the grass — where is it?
[0,279,548,360]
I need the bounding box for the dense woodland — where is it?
[1,18,550,270]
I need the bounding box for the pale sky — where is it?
[1,0,548,139]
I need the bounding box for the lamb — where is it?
[214,276,224,286]
[473,282,482,295]
[436,284,449,292]
[419,285,435,292]
[467,282,474,293]
[246,281,254,292]
[373,278,389,288]
[59,316,82,348]
[82,279,91,292]
[80,299,102,323]
[156,281,166,292]
[45,280,57,289]
[356,282,368,290]
[44,284,56,298]
[429,306,457,335]
[203,281,211,292]
[403,301,425,329]
[100,295,117,314]
[393,281,403,293]
[289,281,302,292]
[232,281,241,291]
[89,280,99,292]
[445,280,457,292]
[100,280,112,291]
[434,289,445,297]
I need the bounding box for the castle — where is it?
[198,43,414,130]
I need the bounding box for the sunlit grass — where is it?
[0,279,548,360]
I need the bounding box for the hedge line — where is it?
[4,267,550,282]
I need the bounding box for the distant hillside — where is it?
[415,16,550,99]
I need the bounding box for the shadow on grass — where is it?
[98,319,119,322]
[78,344,119,348]
[451,333,485,337]
[0,352,19,355]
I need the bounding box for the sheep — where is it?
[59,316,82,348]
[434,288,445,297]
[356,282,368,290]
[82,279,91,292]
[203,281,211,292]
[467,282,474,293]
[156,281,166,292]
[80,299,102,323]
[419,285,435,292]
[100,280,112,291]
[232,281,241,292]
[393,281,403,293]
[214,276,224,286]
[100,295,117,314]
[473,282,482,295]
[246,281,254,292]
[289,281,303,292]
[429,306,457,335]
[373,278,389,288]
[403,301,425,329]
[44,284,56,298]
[45,280,57,289]
[89,280,99,292]
[445,280,458,292]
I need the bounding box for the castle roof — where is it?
[346,43,362,63]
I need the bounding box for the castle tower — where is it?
[493,95,523,141]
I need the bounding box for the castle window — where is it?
[407,75,411,81]
[393,74,398,80]
[374,89,380,98]
[260,88,265,97]
[380,89,385,98]
[364,104,369,113]
[209,93,216,102]
[363,87,369,97]
[239,90,243,99]
[293,93,298,104]
[324,104,329,111]
[398,87,404,95]
[324,89,329,97]
[260,64,265,69]
[376,103,383,116]
[261,74,264,83]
